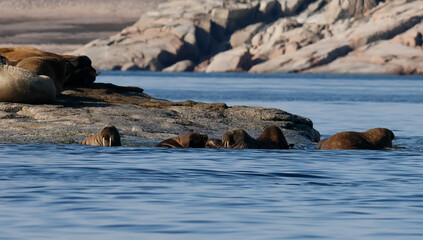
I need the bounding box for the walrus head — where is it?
[80,125,121,147]
[206,138,223,149]
[257,126,290,149]
[99,125,121,147]
[363,128,395,149]
[177,132,208,148]
[63,55,99,87]
[222,129,257,149]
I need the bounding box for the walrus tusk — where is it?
[102,137,112,147]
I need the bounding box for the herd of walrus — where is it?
[0,46,396,150]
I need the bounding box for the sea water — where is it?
[1,72,422,240]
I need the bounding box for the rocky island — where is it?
[0,83,319,146]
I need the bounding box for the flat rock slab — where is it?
[0,83,320,146]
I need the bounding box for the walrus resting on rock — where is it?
[0,46,99,89]
[0,63,56,104]
[221,126,292,149]
[80,125,121,147]
[15,56,71,94]
[156,132,208,148]
[316,128,395,150]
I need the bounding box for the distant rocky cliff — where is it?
[72,0,423,75]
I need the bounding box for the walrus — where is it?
[15,56,71,94]
[206,138,223,149]
[156,132,208,148]
[256,126,291,149]
[0,64,56,104]
[221,126,292,149]
[80,125,121,147]
[316,128,395,150]
[0,46,98,88]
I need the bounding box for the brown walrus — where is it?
[15,56,71,94]
[80,125,121,147]
[156,132,208,148]
[257,126,291,149]
[221,126,292,149]
[316,128,395,150]
[0,46,98,89]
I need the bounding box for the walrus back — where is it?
[257,126,290,149]
[0,65,56,104]
[156,139,184,148]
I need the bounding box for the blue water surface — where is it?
[1,72,423,240]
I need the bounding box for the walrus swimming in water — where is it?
[206,138,223,149]
[80,125,121,147]
[156,132,208,148]
[257,126,291,149]
[316,128,395,150]
[221,126,292,149]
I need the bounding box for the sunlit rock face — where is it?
[73,0,423,75]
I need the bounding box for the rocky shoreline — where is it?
[0,83,320,146]
[72,0,423,75]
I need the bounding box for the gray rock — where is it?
[0,83,320,145]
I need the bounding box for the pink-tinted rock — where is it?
[205,46,252,73]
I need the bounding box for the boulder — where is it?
[348,0,423,47]
[163,60,195,72]
[278,0,311,16]
[250,19,326,60]
[308,40,423,75]
[205,46,252,72]
[250,39,352,73]
[211,2,260,35]
[230,23,264,48]
[73,19,203,70]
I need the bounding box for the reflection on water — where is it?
[1,146,423,239]
[1,72,423,239]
